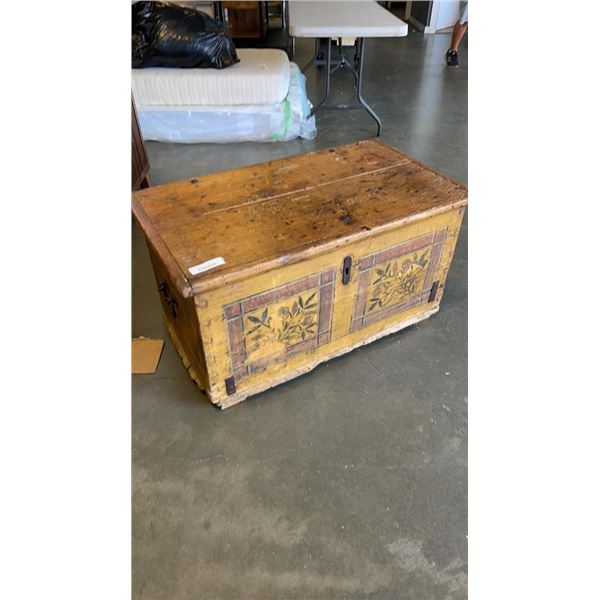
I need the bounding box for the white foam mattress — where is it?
[136,63,316,143]
[132,49,290,107]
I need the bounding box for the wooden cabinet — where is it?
[132,140,467,409]
[131,98,150,191]
[221,1,267,38]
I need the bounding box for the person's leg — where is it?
[446,1,468,67]
[450,21,468,53]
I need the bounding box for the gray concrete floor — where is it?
[133,29,467,600]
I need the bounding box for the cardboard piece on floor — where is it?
[132,337,164,374]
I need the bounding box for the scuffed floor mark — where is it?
[387,537,467,599]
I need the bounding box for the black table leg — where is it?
[308,38,331,118]
[304,37,382,136]
[301,38,320,74]
[356,38,382,136]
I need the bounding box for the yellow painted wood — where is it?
[199,208,464,407]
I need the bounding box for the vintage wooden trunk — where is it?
[132,140,467,409]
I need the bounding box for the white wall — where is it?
[435,0,461,31]
[406,0,462,34]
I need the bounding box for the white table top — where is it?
[289,1,408,38]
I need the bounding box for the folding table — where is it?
[289,1,408,135]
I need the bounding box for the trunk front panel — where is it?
[198,207,464,406]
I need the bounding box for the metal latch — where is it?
[342,256,352,285]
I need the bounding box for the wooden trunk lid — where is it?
[132,140,467,297]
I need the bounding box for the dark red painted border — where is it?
[350,228,446,332]
[224,269,336,380]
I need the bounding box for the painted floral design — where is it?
[367,251,430,312]
[245,291,319,352]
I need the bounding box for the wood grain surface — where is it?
[133,140,467,296]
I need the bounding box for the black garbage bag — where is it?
[132,1,239,69]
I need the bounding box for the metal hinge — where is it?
[158,281,179,319]
[225,376,236,396]
[428,281,440,303]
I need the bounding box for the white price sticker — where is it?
[188,257,225,276]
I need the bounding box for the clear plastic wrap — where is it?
[136,63,316,143]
